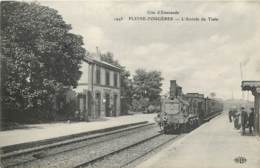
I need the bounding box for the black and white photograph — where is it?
[0,0,260,168]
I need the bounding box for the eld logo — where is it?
[234,156,247,164]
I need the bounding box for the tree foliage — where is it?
[132,69,163,110]
[1,1,86,122]
[210,92,216,98]
[120,66,133,113]
[100,52,120,66]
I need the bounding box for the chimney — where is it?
[95,46,101,61]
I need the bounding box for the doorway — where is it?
[113,95,118,116]
[95,92,101,118]
[105,93,110,117]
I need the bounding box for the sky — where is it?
[40,0,260,100]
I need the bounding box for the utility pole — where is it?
[240,63,245,101]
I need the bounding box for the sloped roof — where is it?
[83,54,122,72]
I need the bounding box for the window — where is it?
[114,72,118,87]
[105,70,110,86]
[96,66,100,84]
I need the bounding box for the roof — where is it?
[185,93,204,98]
[83,54,122,72]
[241,81,260,91]
[94,59,122,71]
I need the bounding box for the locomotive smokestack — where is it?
[170,80,177,99]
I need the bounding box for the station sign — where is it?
[242,81,260,91]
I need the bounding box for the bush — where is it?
[147,104,161,113]
[131,98,149,112]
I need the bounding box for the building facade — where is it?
[75,49,121,120]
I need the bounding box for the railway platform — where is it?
[136,112,260,168]
[0,113,156,148]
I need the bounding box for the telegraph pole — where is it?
[240,63,245,101]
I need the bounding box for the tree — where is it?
[120,67,133,114]
[100,52,119,66]
[132,69,163,110]
[210,92,216,98]
[1,2,86,122]
[120,67,133,98]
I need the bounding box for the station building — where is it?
[75,48,121,121]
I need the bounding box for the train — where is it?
[155,80,223,133]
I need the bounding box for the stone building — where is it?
[75,48,121,120]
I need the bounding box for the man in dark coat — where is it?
[234,110,241,129]
[229,106,237,123]
[248,108,255,134]
[229,109,233,122]
[241,107,248,135]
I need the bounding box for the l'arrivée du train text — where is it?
[128,16,218,21]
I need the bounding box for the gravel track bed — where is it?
[4,124,154,167]
[83,134,177,168]
[12,126,160,168]
[123,134,186,168]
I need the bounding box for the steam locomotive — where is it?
[155,80,223,133]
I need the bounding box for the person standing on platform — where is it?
[248,108,255,134]
[229,106,237,123]
[241,107,248,135]
[229,108,233,122]
[234,110,241,129]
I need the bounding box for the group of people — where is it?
[229,106,255,135]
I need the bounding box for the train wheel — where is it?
[180,124,187,133]
[163,126,169,134]
[195,119,199,127]
[186,123,191,132]
[162,123,168,134]
[171,126,179,134]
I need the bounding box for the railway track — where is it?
[74,133,179,168]
[1,122,179,168]
[1,122,153,168]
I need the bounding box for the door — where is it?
[87,91,92,119]
[105,94,110,117]
[77,93,86,120]
[95,92,101,117]
[113,95,117,116]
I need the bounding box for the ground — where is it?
[0,113,156,147]
[136,111,260,168]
